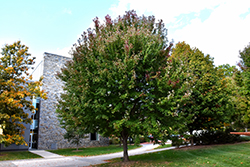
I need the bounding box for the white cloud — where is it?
[109,0,224,23]
[50,46,72,58]
[171,1,250,66]
[109,0,250,66]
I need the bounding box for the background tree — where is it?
[218,64,236,77]
[233,43,250,131]
[57,11,186,161]
[171,42,233,146]
[0,41,47,147]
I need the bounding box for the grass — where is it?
[48,144,141,156]
[156,144,172,149]
[0,151,41,161]
[97,142,250,167]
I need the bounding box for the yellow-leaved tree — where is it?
[0,41,46,147]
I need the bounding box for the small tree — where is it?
[0,41,47,147]
[57,98,87,151]
[57,11,185,161]
[64,128,86,151]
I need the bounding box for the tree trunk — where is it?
[122,130,129,162]
[119,137,122,147]
[76,136,79,151]
[190,131,194,147]
[190,137,194,147]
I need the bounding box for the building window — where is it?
[29,97,40,149]
[90,133,99,141]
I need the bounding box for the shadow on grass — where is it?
[48,144,141,156]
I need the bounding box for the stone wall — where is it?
[38,52,109,150]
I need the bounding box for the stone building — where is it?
[0,52,109,151]
[37,52,109,150]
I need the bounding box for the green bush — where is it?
[109,137,120,145]
[193,127,241,145]
[171,136,183,148]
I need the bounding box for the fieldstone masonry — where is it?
[38,52,109,150]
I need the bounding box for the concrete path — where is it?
[0,143,175,167]
[29,150,64,159]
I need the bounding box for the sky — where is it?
[1,0,250,79]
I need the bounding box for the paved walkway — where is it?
[0,143,175,167]
[29,150,64,159]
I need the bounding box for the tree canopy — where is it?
[0,41,47,147]
[57,11,185,161]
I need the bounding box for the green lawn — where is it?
[98,142,250,166]
[0,151,41,161]
[156,144,172,149]
[48,144,141,156]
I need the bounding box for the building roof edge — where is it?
[43,52,72,59]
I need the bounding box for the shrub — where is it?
[171,135,183,148]
[109,137,120,145]
[193,127,241,145]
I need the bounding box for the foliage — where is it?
[0,41,46,147]
[233,43,250,129]
[218,64,236,77]
[57,10,185,161]
[217,64,246,130]
[134,135,141,146]
[238,43,250,71]
[171,42,233,145]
